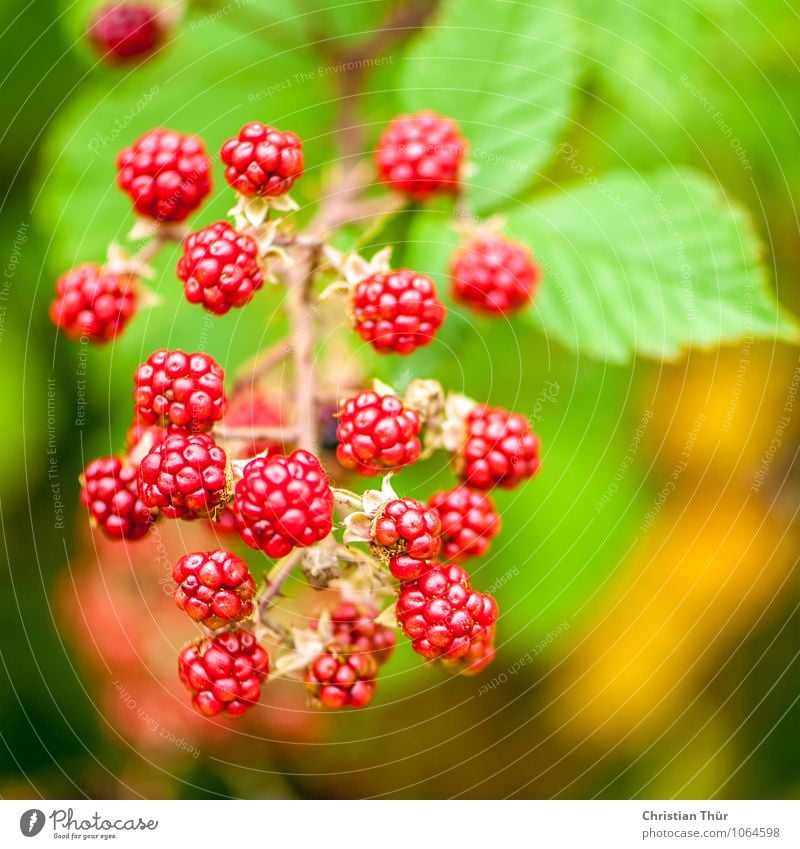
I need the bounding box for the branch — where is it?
[231,340,291,395]
[284,242,323,451]
[258,548,305,616]
[213,424,295,442]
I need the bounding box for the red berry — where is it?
[88,2,162,63]
[352,268,445,355]
[173,549,256,628]
[80,455,155,540]
[305,649,377,709]
[375,111,467,199]
[328,601,396,666]
[176,221,264,315]
[428,485,500,563]
[441,625,497,676]
[117,128,211,222]
[235,450,333,557]
[372,498,441,573]
[220,122,303,197]
[396,564,498,660]
[450,235,541,315]
[336,389,422,476]
[388,552,431,582]
[459,405,540,490]
[209,505,239,536]
[50,264,136,343]
[138,431,230,519]
[178,629,269,717]
[133,349,226,432]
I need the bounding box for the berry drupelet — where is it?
[220,122,303,197]
[133,349,226,432]
[50,263,136,343]
[336,389,422,476]
[376,111,467,199]
[352,268,445,355]
[117,128,211,222]
[450,235,541,315]
[178,629,269,717]
[80,455,155,540]
[235,450,333,557]
[176,221,263,315]
[173,549,256,628]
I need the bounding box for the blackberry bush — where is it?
[51,6,786,723]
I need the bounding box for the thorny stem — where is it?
[239,6,441,624]
[285,241,323,452]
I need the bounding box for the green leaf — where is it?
[399,0,581,212]
[507,168,800,362]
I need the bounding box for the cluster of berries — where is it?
[65,108,543,719]
[51,113,541,347]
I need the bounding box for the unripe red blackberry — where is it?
[387,552,431,582]
[372,497,441,575]
[235,450,333,557]
[133,349,226,432]
[173,549,256,628]
[138,431,230,519]
[336,389,422,476]
[80,455,155,540]
[329,601,397,666]
[450,235,541,315]
[428,485,500,563]
[209,505,239,536]
[117,128,211,222]
[305,649,377,709]
[458,405,540,490]
[376,111,467,199]
[352,268,445,355]
[88,2,163,63]
[50,264,136,343]
[442,625,497,676]
[220,122,303,197]
[396,564,498,660]
[176,221,264,315]
[178,629,269,717]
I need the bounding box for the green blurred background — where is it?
[1,0,799,798]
